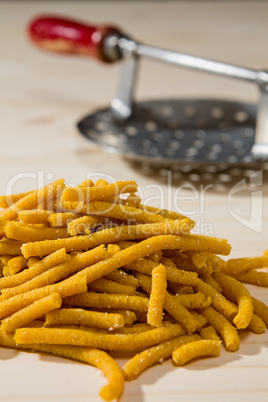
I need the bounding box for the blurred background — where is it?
[1,0,267,172]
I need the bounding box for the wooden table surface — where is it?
[0,1,268,401]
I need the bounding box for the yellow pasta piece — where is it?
[136,272,200,332]
[80,348,125,400]
[91,309,137,326]
[18,210,53,224]
[252,297,268,326]
[172,339,221,366]
[88,278,136,295]
[91,309,136,326]
[0,273,87,320]
[4,221,70,242]
[0,178,65,225]
[81,201,173,224]
[2,266,10,277]
[21,219,195,257]
[114,323,153,334]
[0,220,6,235]
[195,292,264,335]
[80,179,94,187]
[37,196,64,213]
[227,270,268,287]
[189,310,208,328]
[0,248,68,291]
[136,271,209,309]
[160,256,176,266]
[0,330,124,402]
[105,270,139,288]
[183,251,208,269]
[27,257,40,267]
[248,314,266,334]
[138,204,187,220]
[168,282,193,295]
[125,193,141,208]
[0,191,33,208]
[89,217,125,234]
[191,252,208,268]
[1,245,111,300]
[48,212,81,227]
[178,293,211,309]
[212,272,253,329]
[7,256,28,275]
[123,334,200,380]
[45,308,125,330]
[64,292,149,313]
[62,347,125,401]
[205,253,227,272]
[61,180,138,208]
[95,179,109,187]
[163,250,212,276]
[14,323,186,351]
[42,324,103,333]
[118,240,136,249]
[68,215,100,236]
[194,278,237,318]
[164,293,203,332]
[135,311,148,323]
[22,223,49,229]
[1,293,62,333]
[223,252,268,275]
[147,265,167,327]
[0,255,13,266]
[104,310,137,325]
[200,274,222,293]
[200,326,220,341]
[0,240,23,256]
[199,306,240,352]
[125,257,199,286]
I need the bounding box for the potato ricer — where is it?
[28,15,268,169]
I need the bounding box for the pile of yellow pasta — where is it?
[0,178,267,401]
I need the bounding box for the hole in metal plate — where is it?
[145,121,158,131]
[125,126,138,136]
[184,106,196,117]
[234,110,248,123]
[211,107,224,119]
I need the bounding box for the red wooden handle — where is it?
[28,15,121,62]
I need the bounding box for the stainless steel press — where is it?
[29,15,268,169]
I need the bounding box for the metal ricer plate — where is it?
[78,99,256,166]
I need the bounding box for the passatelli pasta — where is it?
[0,178,267,401]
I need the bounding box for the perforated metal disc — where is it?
[77,99,258,168]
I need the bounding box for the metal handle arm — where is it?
[136,43,259,83]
